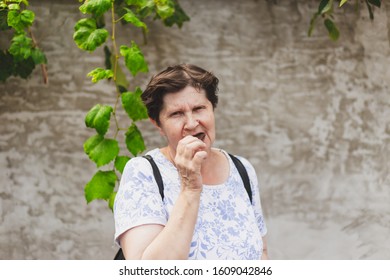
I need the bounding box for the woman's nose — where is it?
[184,114,199,131]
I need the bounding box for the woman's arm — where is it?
[119,189,201,259]
[119,136,207,259]
[261,237,269,260]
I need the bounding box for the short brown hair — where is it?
[141,64,219,125]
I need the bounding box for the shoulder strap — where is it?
[228,153,253,204]
[114,155,164,260]
[143,155,164,201]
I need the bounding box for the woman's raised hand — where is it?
[174,135,208,191]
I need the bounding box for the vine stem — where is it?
[28,27,48,84]
[111,2,121,140]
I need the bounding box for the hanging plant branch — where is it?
[73,0,190,211]
[0,0,48,83]
[308,0,381,41]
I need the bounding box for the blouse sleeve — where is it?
[238,156,268,237]
[113,157,167,246]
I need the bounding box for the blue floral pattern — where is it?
[114,148,267,259]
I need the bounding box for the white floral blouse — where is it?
[114,148,267,259]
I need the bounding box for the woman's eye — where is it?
[170,111,182,117]
[194,106,205,112]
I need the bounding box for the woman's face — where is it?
[156,86,216,156]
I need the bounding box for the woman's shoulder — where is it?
[121,150,160,179]
[119,150,163,188]
[219,149,258,183]
[219,149,255,171]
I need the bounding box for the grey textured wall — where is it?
[0,0,389,259]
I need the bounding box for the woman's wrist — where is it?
[180,187,202,201]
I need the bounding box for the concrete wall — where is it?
[0,0,389,259]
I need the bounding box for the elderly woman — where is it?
[114,64,268,260]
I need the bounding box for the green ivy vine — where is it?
[73,0,189,210]
[309,0,381,41]
[0,0,47,82]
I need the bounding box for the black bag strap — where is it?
[228,153,253,204]
[143,155,164,200]
[114,247,125,260]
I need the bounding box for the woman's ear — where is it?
[149,118,165,136]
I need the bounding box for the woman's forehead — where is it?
[162,87,208,107]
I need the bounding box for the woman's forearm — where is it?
[141,190,201,259]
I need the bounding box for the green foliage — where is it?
[324,18,340,41]
[79,0,112,17]
[73,18,109,51]
[114,156,130,174]
[7,9,34,32]
[75,0,189,210]
[87,68,114,83]
[84,134,120,167]
[120,41,149,76]
[121,87,148,121]
[125,123,146,156]
[85,104,113,135]
[308,0,381,41]
[0,0,47,82]
[122,8,148,32]
[85,170,117,203]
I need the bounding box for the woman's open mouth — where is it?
[193,132,206,141]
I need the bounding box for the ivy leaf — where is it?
[324,18,339,41]
[7,9,34,33]
[84,134,119,167]
[31,48,47,65]
[0,51,13,81]
[155,0,175,20]
[123,8,148,32]
[318,0,332,15]
[104,45,112,69]
[339,0,348,7]
[79,0,112,17]
[0,9,10,31]
[7,4,20,11]
[163,0,190,28]
[20,9,34,25]
[85,104,113,135]
[87,67,114,83]
[308,12,319,37]
[73,18,108,51]
[7,11,22,31]
[108,191,117,211]
[125,123,146,156]
[120,41,148,76]
[124,0,148,6]
[9,33,33,61]
[128,0,155,18]
[84,170,117,203]
[368,0,381,8]
[14,57,35,78]
[121,87,148,122]
[114,156,130,174]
